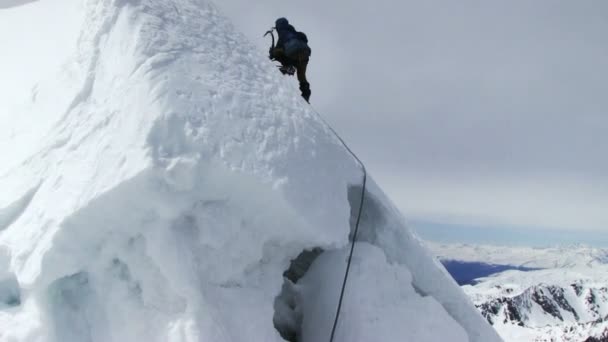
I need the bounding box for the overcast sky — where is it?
[217,0,608,240]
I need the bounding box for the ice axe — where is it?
[264,28,276,60]
[264,28,276,48]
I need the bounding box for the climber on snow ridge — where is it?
[267,18,311,102]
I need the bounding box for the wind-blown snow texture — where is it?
[0,1,500,341]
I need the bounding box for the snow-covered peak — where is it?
[435,242,608,341]
[463,266,608,341]
[0,1,499,341]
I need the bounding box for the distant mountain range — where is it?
[428,242,608,268]
[429,242,608,341]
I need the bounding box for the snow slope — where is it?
[0,1,499,341]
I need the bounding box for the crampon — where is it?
[278,65,296,76]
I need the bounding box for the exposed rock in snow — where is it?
[0,0,500,341]
[433,242,608,341]
[465,267,608,341]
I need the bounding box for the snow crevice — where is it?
[0,275,21,309]
[0,245,21,310]
[273,247,324,342]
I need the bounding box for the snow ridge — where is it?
[467,271,608,341]
[0,1,500,341]
[435,242,608,341]
[475,282,608,327]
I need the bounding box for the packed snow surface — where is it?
[0,0,500,341]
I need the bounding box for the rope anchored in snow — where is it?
[309,106,367,342]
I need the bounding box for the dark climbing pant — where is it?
[271,48,311,102]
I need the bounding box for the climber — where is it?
[267,18,312,102]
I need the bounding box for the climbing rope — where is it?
[309,105,367,342]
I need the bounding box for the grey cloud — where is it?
[217,0,608,233]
